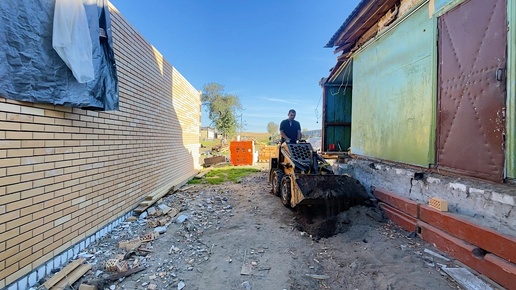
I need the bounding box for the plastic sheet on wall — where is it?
[0,0,119,111]
[53,0,95,83]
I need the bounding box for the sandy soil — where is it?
[68,169,465,290]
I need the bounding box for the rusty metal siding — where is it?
[436,0,507,181]
[351,3,435,166]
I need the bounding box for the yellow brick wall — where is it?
[0,4,201,287]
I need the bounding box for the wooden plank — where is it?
[179,184,196,191]
[78,284,98,290]
[133,205,147,213]
[195,168,212,179]
[441,266,493,290]
[43,258,85,289]
[51,264,92,290]
[134,171,198,213]
[144,187,169,201]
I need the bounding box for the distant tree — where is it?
[202,83,242,138]
[267,122,279,138]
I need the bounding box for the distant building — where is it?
[200,127,222,141]
[302,129,321,138]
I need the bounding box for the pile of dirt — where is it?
[293,205,386,239]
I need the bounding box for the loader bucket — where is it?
[291,174,370,212]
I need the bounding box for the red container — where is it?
[230,141,254,166]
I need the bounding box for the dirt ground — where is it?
[60,169,471,290]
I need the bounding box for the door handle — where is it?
[496,68,505,82]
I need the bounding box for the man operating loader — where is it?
[280,109,301,144]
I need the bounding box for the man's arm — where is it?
[296,121,302,141]
[280,130,290,142]
[279,120,290,142]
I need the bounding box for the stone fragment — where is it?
[178,281,186,290]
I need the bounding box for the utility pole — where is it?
[238,114,243,134]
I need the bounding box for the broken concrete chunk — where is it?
[178,281,186,290]
[241,281,251,290]
[158,204,172,214]
[147,207,157,216]
[176,214,188,223]
[154,226,167,234]
[139,212,148,219]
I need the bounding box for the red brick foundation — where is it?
[374,188,420,217]
[419,221,516,290]
[374,188,516,289]
[420,204,516,263]
[378,202,418,232]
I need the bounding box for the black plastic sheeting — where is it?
[0,0,119,111]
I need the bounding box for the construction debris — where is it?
[42,258,92,290]
[78,284,97,290]
[440,265,493,290]
[36,173,467,290]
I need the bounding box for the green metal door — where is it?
[323,84,352,152]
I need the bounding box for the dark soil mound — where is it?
[294,205,385,239]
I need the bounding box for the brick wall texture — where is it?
[0,4,201,287]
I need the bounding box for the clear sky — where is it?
[108,0,360,133]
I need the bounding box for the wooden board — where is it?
[134,171,198,213]
[78,284,97,290]
[43,258,85,289]
[441,266,493,290]
[51,264,92,290]
[195,168,212,178]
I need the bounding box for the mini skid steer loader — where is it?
[269,141,370,213]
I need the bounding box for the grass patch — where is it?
[188,166,261,185]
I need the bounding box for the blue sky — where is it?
[108,0,360,132]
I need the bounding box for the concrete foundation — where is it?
[333,158,516,237]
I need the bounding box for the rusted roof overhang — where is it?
[324,0,398,83]
[325,0,398,52]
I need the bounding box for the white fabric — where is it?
[52,0,94,83]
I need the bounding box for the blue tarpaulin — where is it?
[0,0,119,111]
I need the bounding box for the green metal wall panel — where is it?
[325,86,352,123]
[351,3,435,166]
[508,0,516,178]
[324,85,352,151]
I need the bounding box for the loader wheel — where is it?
[271,169,283,196]
[281,176,292,208]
